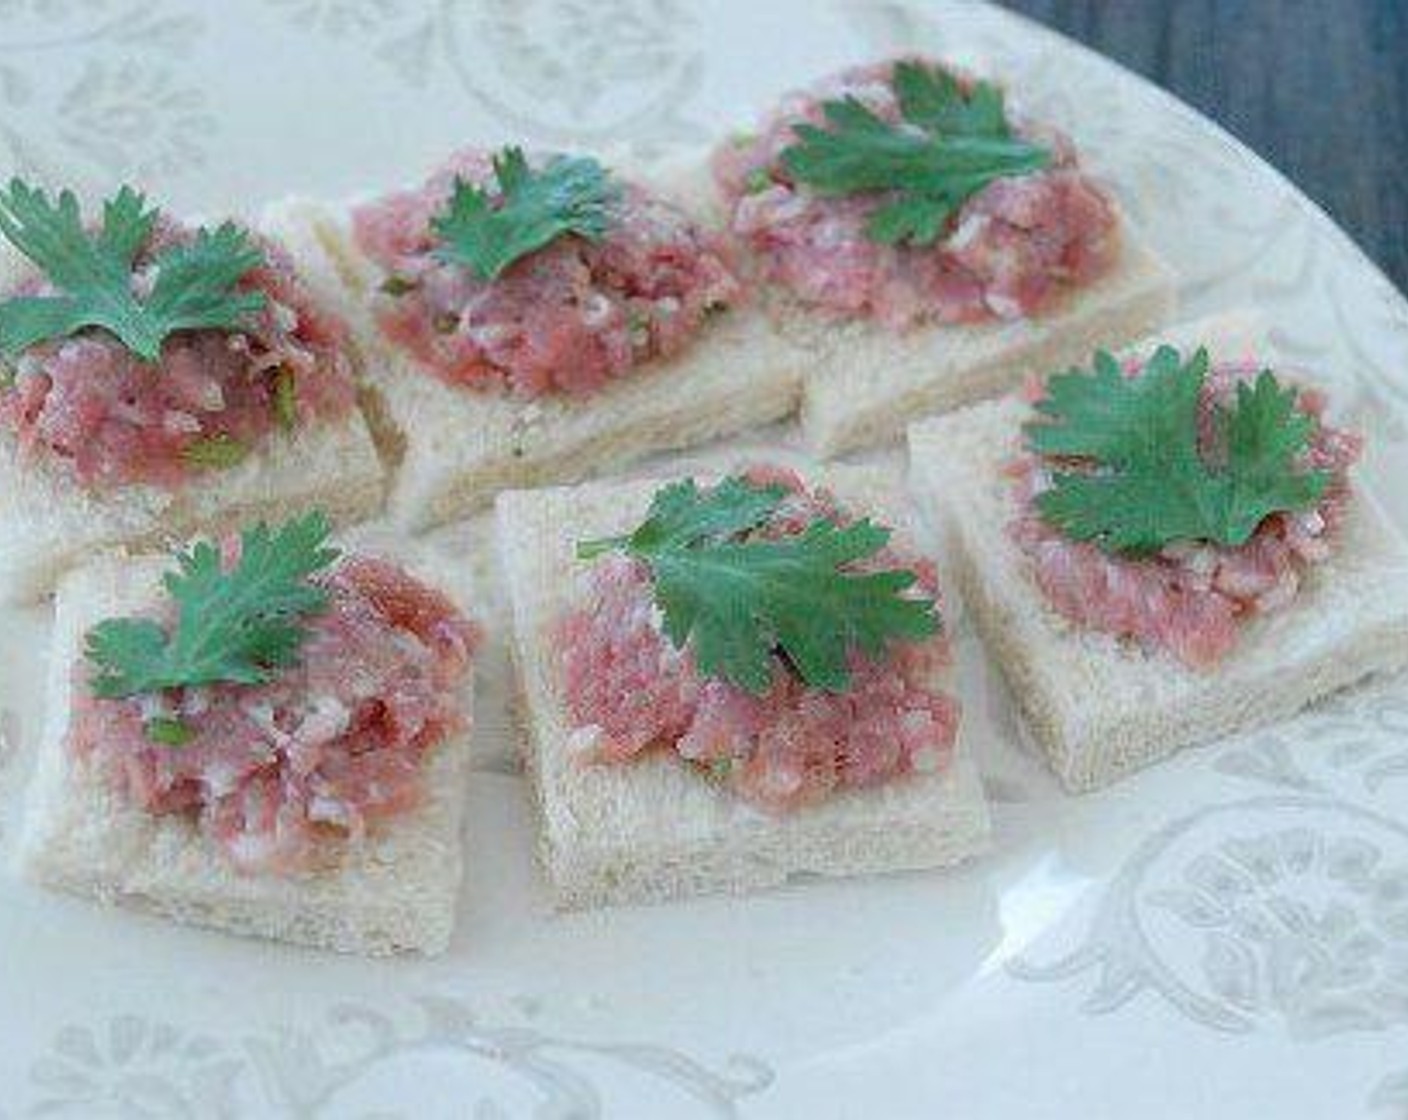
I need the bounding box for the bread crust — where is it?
[794,228,1177,456]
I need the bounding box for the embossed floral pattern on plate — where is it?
[26,1000,772,1117]
[0,1,210,185]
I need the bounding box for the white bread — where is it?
[0,422,384,605]
[495,466,990,911]
[261,192,807,532]
[15,534,478,956]
[665,151,1178,457]
[0,238,386,605]
[908,314,1408,792]
[793,226,1177,456]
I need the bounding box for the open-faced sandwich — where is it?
[909,314,1408,792]
[710,56,1176,456]
[17,511,480,955]
[266,147,804,530]
[496,464,989,909]
[0,181,385,602]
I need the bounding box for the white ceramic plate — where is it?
[3,2,1408,1116]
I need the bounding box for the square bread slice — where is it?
[0,238,386,604]
[662,150,1178,458]
[791,221,1177,457]
[495,466,991,911]
[262,191,807,533]
[908,314,1408,792]
[15,535,477,956]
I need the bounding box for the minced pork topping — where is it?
[1009,360,1361,668]
[0,220,356,490]
[351,148,743,397]
[557,466,960,812]
[713,58,1119,330]
[70,554,478,873]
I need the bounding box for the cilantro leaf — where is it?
[182,434,248,470]
[145,716,195,746]
[893,59,1009,138]
[141,222,267,337]
[84,511,340,701]
[578,475,788,561]
[577,477,939,695]
[778,60,1049,247]
[0,179,266,362]
[430,147,617,281]
[271,366,297,431]
[1026,345,1332,554]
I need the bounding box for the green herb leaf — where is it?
[271,366,297,432]
[743,167,773,194]
[0,179,267,362]
[182,434,248,470]
[778,60,1049,246]
[145,716,194,746]
[578,475,786,560]
[84,511,340,701]
[430,147,617,281]
[578,476,939,695]
[1026,345,1333,554]
[893,59,1009,139]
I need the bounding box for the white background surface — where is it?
[2,1,1408,1116]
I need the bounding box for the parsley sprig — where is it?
[578,476,939,695]
[85,513,340,719]
[431,147,618,281]
[0,179,267,362]
[779,60,1050,246]
[1025,345,1332,554]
